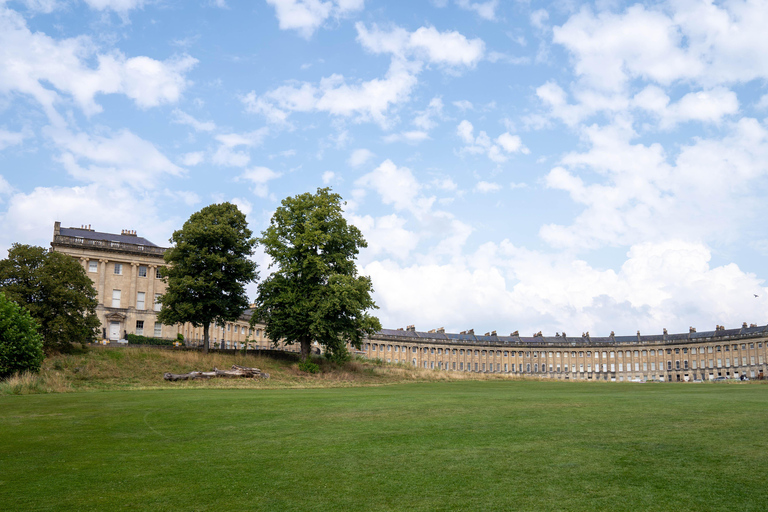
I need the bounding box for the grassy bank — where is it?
[1,381,767,511]
[0,346,518,395]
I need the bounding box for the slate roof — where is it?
[372,324,768,346]
[60,227,161,248]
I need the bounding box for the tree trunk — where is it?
[203,322,210,354]
[300,334,311,361]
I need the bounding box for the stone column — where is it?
[129,263,138,308]
[98,259,107,305]
[148,264,156,312]
[79,257,88,272]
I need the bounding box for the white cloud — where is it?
[355,160,429,215]
[15,0,60,13]
[212,129,268,167]
[347,148,375,167]
[180,151,204,166]
[243,58,420,127]
[0,184,181,258]
[412,97,443,131]
[475,181,501,193]
[452,100,473,111]
[633,86,739,128]
[530,8,549,31]
[382,130,429,144]
[350,213,419,260]
[239,166,281,198]
[363,239,768,336]
[431,177,457,191]
[322,170,335,184]
[46,127,183,189]
[83,0,147,12]
[0,174,12,197]
[553,1,768,92]
[266,0,364,39]
[757,94,768,110]
[456,120,529,162]
[171,110,216,132]
[540,118,768,249]
[356,23,485,68]
[0,129,27,150]
[0,7,196,120]
[456,0,497,21]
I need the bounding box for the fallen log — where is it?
[163,365,269,381]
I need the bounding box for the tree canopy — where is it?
[0,292,44,379]
[0,244,99,353]
[157,202,258,353]
[254,188,381,361]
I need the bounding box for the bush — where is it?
[324,345,351,365]
[298,359,320,374]
[126,334,175,346]
[0,292,44,379]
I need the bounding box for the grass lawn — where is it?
[1,381,767,511]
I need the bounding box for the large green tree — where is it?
[157,202,258,354]
[0,292,44,379]
[0,244,100,353]
[253,188,381,361]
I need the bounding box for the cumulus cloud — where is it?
[46,127,184,189]
[553,1,768,91]
[180,151,204,166]
[0,6,196,120]
[456,0,497,21]
[212,129,269,167]
[382,130,429,144]
[239,166,281,198]
[355,160,428,215]
[0,174,12,197]
[540,118,768,249]
[363,239,768,336]
[633,86,739,128]
[412,97,444,131]
[348,213,419,260]
[356,23,485,68]
[474,181,501,193]
[242,58,419,127]
[0,129,27,150]
[0,183,182,258]
[171,110,216,132]
[347,148,375,167]
[266,0,364,38]
[456,120,529,162]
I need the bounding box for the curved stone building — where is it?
[362,325,768,382]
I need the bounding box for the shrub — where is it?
[324,345,351,365]
[0,292,44,379]
[126,334,175,346]
[298,359,320,374]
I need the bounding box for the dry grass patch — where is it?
[1,346,531,394]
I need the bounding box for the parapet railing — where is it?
[53,235,167,256]
[370,329,768,348]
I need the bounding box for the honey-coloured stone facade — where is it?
[361,327,768,381]
[50,222,289,351]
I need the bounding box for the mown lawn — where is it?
[1,381,767,511]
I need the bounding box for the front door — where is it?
[109,322,120,341]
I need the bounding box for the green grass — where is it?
[1,381,767,511]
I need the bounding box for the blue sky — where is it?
[1,0,767,336]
